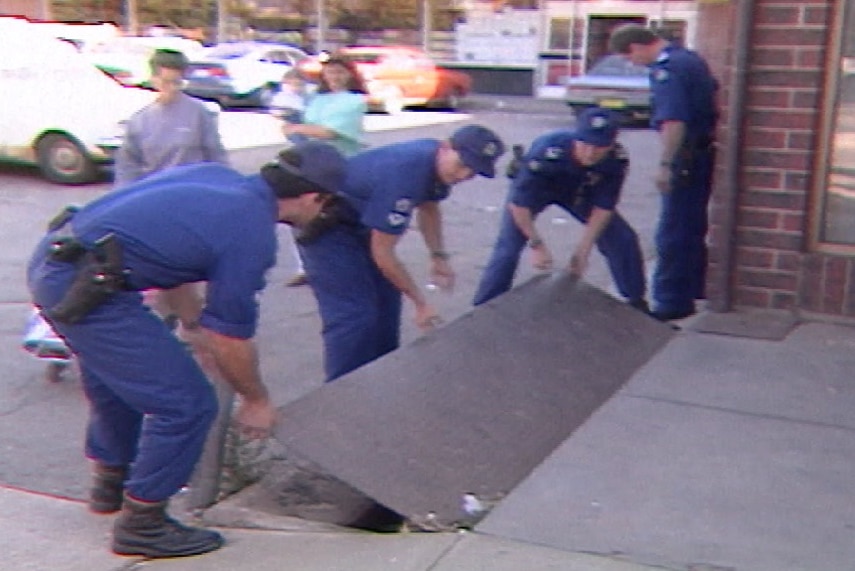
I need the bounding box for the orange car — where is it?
[298,45,471,114]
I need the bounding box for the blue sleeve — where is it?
[199,227,276,339]
[651,61,692,125]
[510,170,546,210]
[591,151,629,211]
[360,189,413,235]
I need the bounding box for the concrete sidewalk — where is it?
[4,316,855,571]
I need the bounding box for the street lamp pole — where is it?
[316,0,326,53]
[422,0,432,53]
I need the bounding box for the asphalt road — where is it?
[0,95,663,500]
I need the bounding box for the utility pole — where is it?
[421,0,431,53]
[315,0,326,54]
[217,0,228,42]
[126,0,139,35]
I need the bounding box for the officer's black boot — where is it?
[89,463,126,514]
[112,493,224,558]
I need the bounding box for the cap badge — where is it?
[591,116,608,129]
[483,142,498,157]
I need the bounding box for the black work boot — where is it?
[89,464,127,514]
[112,494,224,558]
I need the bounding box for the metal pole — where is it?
[126,0,138,35]
[315,0,326,53]
[568,0,577,74]
[422,0,431,53]
[217,0,228,43]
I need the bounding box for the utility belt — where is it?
[43,206,129,325]
[673,134,715,185]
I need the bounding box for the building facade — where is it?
[697,0,855,321]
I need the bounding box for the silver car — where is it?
[566,55,651,124]
[183,41,309,108]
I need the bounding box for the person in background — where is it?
[114,48,228,188]
[269,68,308,145]
[281,55,368,286]
[115,47,230,322]
[609,24,719,321]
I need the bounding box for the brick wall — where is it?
[701,0,855,319]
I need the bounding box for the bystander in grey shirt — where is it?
[114,92,228,188]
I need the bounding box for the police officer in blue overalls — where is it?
[26,141,346,559]
[610,24,718,321]
[298,125,505,382]
[473,107,647,310]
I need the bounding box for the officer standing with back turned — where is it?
[609,24,719,321]
[26,141,347,559]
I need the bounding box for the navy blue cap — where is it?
[450,124,506,178]
[276,140,347,195]
[575,107,620,147]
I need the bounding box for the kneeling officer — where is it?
[26,141,346,559]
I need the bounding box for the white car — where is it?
[80,36,205,88]
[0,18,154,184]
[183,41,309,108]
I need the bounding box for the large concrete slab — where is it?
[478,324,855,571]
[261,275,673,529]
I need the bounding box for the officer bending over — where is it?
[473,108,647,310]
[26,141,346,559]
[299,125,505,382]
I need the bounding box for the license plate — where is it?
[598,99,626,109]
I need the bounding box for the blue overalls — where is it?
[299,139,449,382]
[649,45,718,315]
[26,163,278,503]
[473,131,645,306]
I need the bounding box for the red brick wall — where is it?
[701,0,855,318]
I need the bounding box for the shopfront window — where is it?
[820,0,855,245]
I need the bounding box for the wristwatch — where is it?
[527,237,544,249]
[430,250,450,260]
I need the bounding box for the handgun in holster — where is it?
[47,233,128,325]
[506,144,526,179]
[46,205,80,232]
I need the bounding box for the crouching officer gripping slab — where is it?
[298,125,505,382]
[473,108,647,309]
[26,141,346,559]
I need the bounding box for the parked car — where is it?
[0,18,154,183]
[183,41,309,108]
[565,54,651,124]
[298,46,472,114]
[81,36,204,89]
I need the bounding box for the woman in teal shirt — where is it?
[282,56,368,156]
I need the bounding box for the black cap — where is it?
[450,125,506,178]
[261,141,347,197]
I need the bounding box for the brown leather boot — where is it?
[89,464,126,514]
[112,493,224,558]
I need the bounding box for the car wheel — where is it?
[36,134,98,185]
[382,87,405,115]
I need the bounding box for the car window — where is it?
[205,44,253,59]
[588,55,649,77]
[343,52,382,64]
